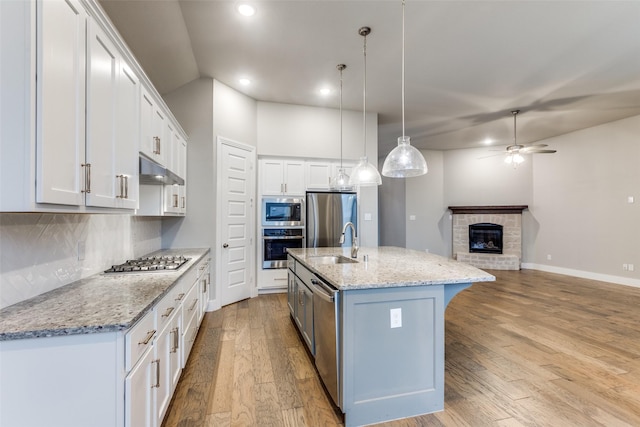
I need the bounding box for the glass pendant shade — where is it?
[382,136,428,178]
[349,156,382,186]
[505,153,524,165]
[330,168,353,191]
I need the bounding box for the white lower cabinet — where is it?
[154,309,181,427]
[125,344,154,427]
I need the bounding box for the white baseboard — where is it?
[521,263,640,288]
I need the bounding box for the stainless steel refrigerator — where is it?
[306,191,358,248]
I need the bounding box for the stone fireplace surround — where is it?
[449,205,528,271]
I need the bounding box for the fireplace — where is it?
[469,223,503,254]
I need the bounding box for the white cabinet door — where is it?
[115,60,139,209]
[125,346,154,427]
[153,108,168,167]
[306,161,331,190]
[260,159,306,195]
[86,22,118,208]
[260,159,286,195]
[140,87,156,160]
[36,0,87,206]
[169,311,182,393]
[284,161,305,195]
[154,321,172,427]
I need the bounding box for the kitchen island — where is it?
[287,246,495,427]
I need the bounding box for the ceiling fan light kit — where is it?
[330,64,354,191]
[382,0,428,179]
[503,110,557,168]
[349,26,382,187]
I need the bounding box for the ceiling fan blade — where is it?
[521,145,550,153]
[528,149,557,154]
[477,153,505,159]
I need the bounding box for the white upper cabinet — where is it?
[36,0,87,206]
[115,61,140,209]
[86,21,118,208]
[305,162,332,190]
[260,159,305,196]
[0,0,186,213]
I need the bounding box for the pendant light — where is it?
[504,110,525,166]
[381,0,428,178]
[349,26,382,187]
[330,64,354,191]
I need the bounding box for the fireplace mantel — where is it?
[448,205,528,215]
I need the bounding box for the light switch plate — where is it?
[364,213,372,221]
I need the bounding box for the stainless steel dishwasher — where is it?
[311,276,341,408]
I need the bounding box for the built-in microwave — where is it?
[262,197,304,227]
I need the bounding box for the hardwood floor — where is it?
[162,269,640,426]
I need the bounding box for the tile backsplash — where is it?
[0,213,162,309]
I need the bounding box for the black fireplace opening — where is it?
[469,223,503,254]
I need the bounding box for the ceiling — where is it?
[99,0,640,156]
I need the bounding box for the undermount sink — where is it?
[309,255,358,265]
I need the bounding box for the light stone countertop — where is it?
[287,246,495,291]
[0,248,209,341]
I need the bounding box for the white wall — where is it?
[0,214,161,308]
[529,115,640,283]
[405,151,447,256]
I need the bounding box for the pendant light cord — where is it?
[340,66,344,169]
[402,0,406,138]
[363,32,367,156]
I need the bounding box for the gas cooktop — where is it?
[104,255,190,273]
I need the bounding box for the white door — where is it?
[218,138,255,306]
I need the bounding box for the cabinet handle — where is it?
[202,278,207,294]
[284,183,287,193]
[181,196,186,209]
[173,194,178,208]
[190,327,198,343]
[81,163,91,193]
[124,175,128,199]
[189,299,198,312]
[171,327,179,353]
[116,174,124,198]
[138,329,156,345]
[158,137,161,155]
[153,137,161,154]
[152,359,160,388]
[175,293,185,301]
[161,306,175,318]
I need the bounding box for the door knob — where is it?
[223,243,229,248]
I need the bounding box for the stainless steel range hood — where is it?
[139,154,184,185]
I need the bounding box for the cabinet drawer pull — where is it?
[138,329,156,345]
[189,299,198,312]
[161,306,175,318]
[175,293,185,301]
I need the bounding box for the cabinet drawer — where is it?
[182,281,199,330]
[294,262,316,287]
[125,309,156,372]
[157,285,182,332]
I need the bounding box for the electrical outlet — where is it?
[409,215,416,220]
[547,254,552,261]
[390,308,402,328]
[629,264,635,272]
[628,196,635,204]
[623,264,628,271]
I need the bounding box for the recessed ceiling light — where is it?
[483,138,494,145]
[239,78,251,86]
[237,4,255,17]
[319,88,331,96]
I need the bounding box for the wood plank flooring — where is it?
[162,269,640,426]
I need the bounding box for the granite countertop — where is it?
[287,246,495,291]
[0,248,210,341]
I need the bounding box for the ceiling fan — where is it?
[484,110,557,165]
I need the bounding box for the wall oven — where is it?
[262,197,304,227]
[262,228,304,269]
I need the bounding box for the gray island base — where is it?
[287,246,495,427]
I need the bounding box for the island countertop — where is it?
[0,248,209,341]
[287,246,495,291]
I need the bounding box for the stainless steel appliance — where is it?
[311,275,341,407]
[306,191,357,248]
[262,197,304,227]
[104,255,190,273]
[262,228,304,269]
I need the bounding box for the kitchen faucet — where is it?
[339,222,359,258]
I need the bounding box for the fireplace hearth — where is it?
[469,223,503,254]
